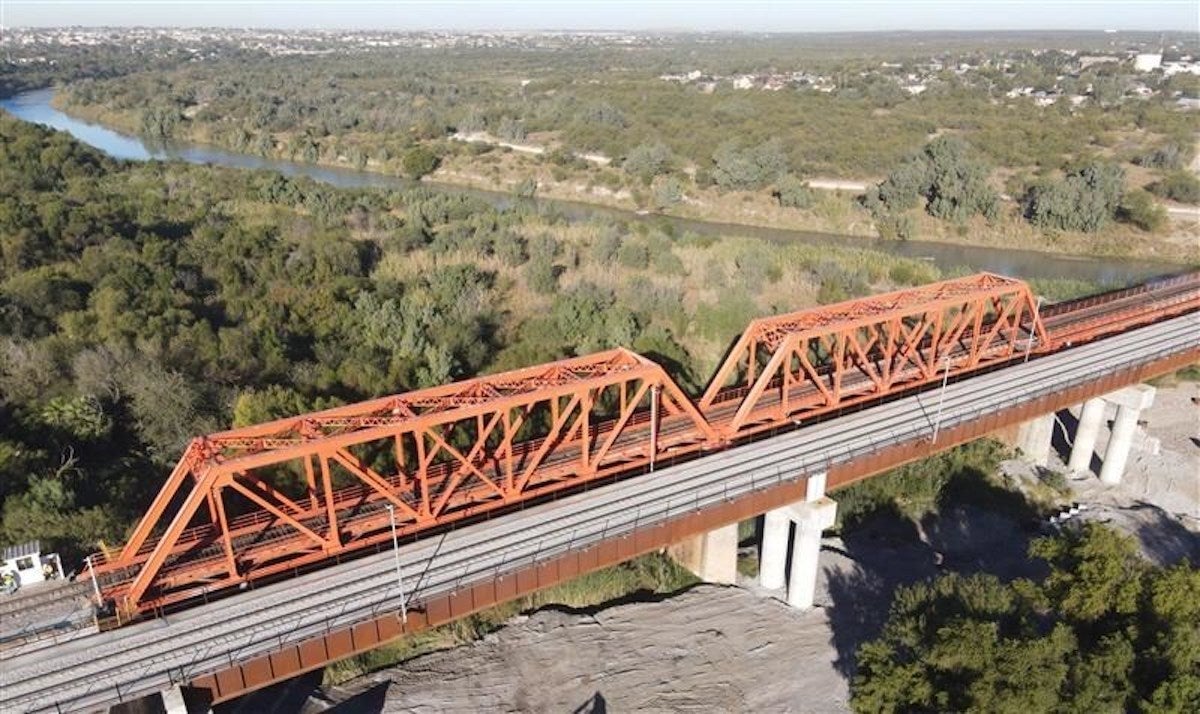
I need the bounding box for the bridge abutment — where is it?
[1015,413,1055,466]
[668,522,739,584]
[757,472,837,610]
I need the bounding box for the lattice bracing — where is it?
[92,348,716,613]
[699,273,1048,436]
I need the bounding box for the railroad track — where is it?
[3,309,1196,714]
[85,270,1200,614]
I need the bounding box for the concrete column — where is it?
[758,508,790,591]
[1097,384,1156,486]
[805,471,827,501]
[161,685,211,714]
[785,498,838,610]
[668,522,739,584]
[1067,398,1106,473]
[1100,405,1140,485]
[1016,413,1055,467]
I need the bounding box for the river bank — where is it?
[16,86,1190,270]
[1,88,1190,285]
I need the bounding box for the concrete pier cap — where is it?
[1103,383,1156,412]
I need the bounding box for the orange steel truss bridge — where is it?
[3,270,1198,714]
[85,271,1199,619]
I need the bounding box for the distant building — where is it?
[1163,61,1200,77]
[1078,55,1121,70]
[0,541,63,593]
[1134,53,1163,71]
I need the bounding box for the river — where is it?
[0,88,1180,285]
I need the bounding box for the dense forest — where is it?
[55,43,1198,178]
[0,113,957,564]
[853,525,1200,713]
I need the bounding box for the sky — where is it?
[0,1,1196,32]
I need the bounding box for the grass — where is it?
[322,552,698,686]
[831,439,1056,534]
[1147,363,1200,387]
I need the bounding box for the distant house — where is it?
[1078,55,1121,70]
[1134,53,1163,72]
[0,541,63,593]
[1163,61,1200,77]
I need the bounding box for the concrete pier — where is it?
[160,685,211,714]
[756,472,837,610]
[785,498,838,610]
[1096,384,1156,485]
[1067,397,1106,473]
[758,509,790,591]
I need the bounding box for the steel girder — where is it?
[699,273,1047,437]
[88,270,1200,618]
[92,348,716,614]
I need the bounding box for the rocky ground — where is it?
[228,384,1197,714]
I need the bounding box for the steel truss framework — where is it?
[700,272,1048,437]
[93,270,1197,617]
[93,349,715,613]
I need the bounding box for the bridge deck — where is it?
[2,311,1197,713]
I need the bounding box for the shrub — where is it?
[711,138,788,191]
[401,147,439,179]
[524,255,558,294]
[774,174,816,209]
[652,176,684,209]
[1134,142,1189,170]
[1147,170,1200,205]
[1117,189,1167,232]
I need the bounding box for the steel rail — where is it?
[4,312,1196,713]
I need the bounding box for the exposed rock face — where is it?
[323,585,848,714]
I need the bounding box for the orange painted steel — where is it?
[189,344,1200,706]
[88,270,1200,617]
[91,348,715,615]
[700,272,1046,437]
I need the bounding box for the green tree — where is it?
[872,137,997,222]
[401,147,439,179]
[852,525,1199,714]
[711,138,788,191]
[1118,189,1167,233]
[623,142,673,181]
[1026,161,1125,233]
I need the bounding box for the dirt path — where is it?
[805,178,871,192]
